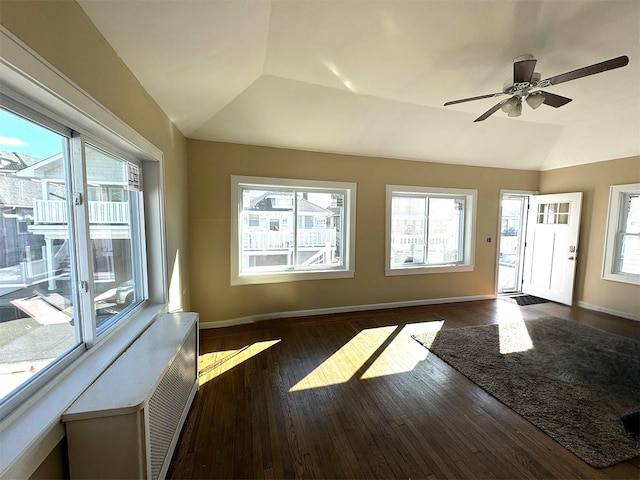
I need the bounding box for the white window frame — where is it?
[0,27,167,479]
[0,85,150,406]
[602,183,640,285]
[231,175,356,285]
[385,185,477,275]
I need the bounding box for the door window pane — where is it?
[498,196,526,293]
[0,108,80,402]
[537,202,570,224]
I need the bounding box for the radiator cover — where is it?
[63,312,199,479]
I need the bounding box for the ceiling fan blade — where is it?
[514,58,537,84]
[473,100,506,122]
[444,92,504,106]
[538,91,572,108]
[540,55,629,87]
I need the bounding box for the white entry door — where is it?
[522,192,583,305]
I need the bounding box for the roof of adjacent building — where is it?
[0,150,45,173]
[248,192,332,215]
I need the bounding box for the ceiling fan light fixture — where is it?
[526,93,546,109]
[508,101,522,117]
[501,96,518,113]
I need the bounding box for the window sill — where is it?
[385,264,474,276]
[0,303,166,479]
[232,269,355,285]
[601,272,640,286]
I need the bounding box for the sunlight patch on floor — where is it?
[290,320,446,390]
[199,339,281,386]
[497,306,533,354]
[360,320,444,380]
[289,325,396,391]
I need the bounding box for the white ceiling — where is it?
[77,0,640,171]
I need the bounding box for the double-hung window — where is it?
[386,185,476,275]
[602,183,640,285]
[0,101,146,416]
[231,176,356,285]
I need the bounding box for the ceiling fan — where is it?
[444,54,629,122]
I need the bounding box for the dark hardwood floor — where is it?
[168,299,640,479]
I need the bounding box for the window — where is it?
[602,183,640,285]
[537,202,570,224]
[0,29,167,475]
[231,176,356,285]
[386,185,476,275]
[248,214,260,227]
[0,103,146,415]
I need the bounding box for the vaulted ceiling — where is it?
[77,0,639,170]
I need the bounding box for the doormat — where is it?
[503,294,550,306]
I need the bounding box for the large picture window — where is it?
[231,176,356,285]
[0,103,146,415]
[0,30,167,476]
[602,183,640,285]
[386,185,476,275]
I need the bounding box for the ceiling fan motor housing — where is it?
[503,72,542,95]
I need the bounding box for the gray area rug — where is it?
[412,317,640,468]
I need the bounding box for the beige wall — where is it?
[188,140,540,323]
[0,1,189,477]
[29,440,68,480]
[540,156,640,317]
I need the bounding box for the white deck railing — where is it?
[243,228,336,250]
[33,200,129,224]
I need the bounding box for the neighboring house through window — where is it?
[0,99,146,417]
[231,176,356,285]
[386,185,477,275]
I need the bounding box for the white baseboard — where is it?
[199,294,496,329]
[577,301,640,322]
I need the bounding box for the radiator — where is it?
[62,312,199,479]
